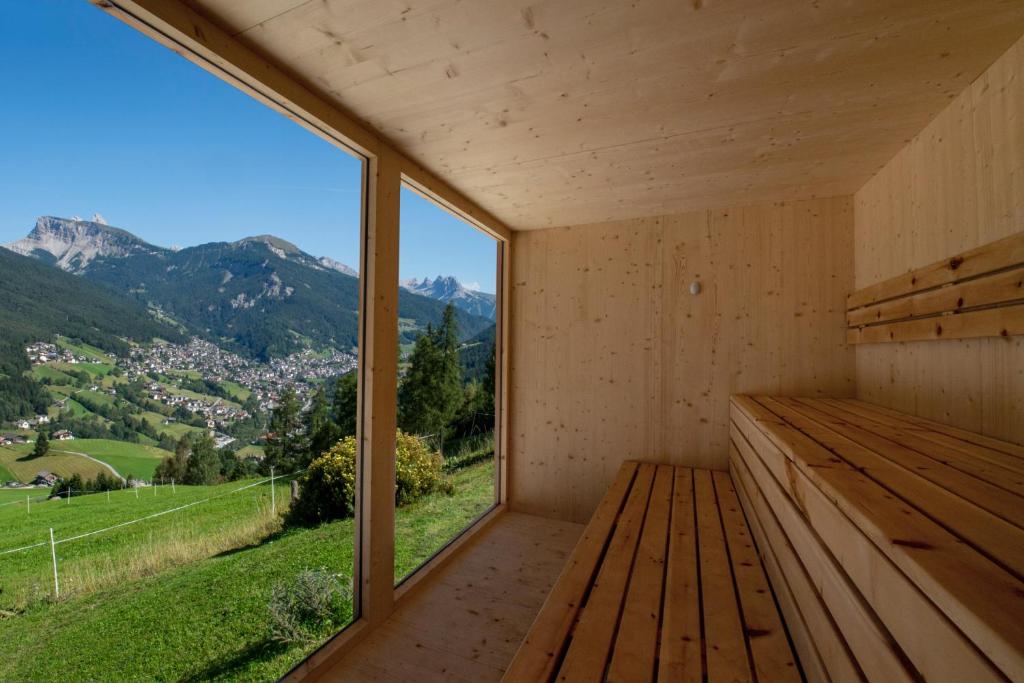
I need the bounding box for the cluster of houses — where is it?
[24,341,111,366]
[145,382,251,431]
[1,428,73,445]
[14,414,50,430]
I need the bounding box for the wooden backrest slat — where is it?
[502,460,639,683]
[847,266,1024,326]
[847,231,1024,310]
[846,303,1024,344]
[846,232,1024,344]
[606,464,674,683]
[557,463,656,681]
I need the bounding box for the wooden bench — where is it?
[731,396,1024,683]
[503,461,802,682]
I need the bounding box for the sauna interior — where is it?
[95,1,1024,681]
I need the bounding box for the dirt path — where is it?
[52,449,124,481]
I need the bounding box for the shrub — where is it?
[287,430,448,526]
[267,569,349,644]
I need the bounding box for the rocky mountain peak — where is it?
[5,215,159,273]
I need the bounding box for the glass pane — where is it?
[394,187,499,584]
[0,3,363,680]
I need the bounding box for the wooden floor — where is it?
[321,512,583,682]
[731,396,1024,683]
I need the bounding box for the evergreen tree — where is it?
[332,372,358,439]
[31,429,49,458]
[183,433,220,485]
[306,385,340,459]
[263,386,306,473]
[397,303,463,454]
[154,435,190,482]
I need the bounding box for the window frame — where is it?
[91,2,515,678]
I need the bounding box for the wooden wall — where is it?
[854,34,1024,445]
[509,197,855,523]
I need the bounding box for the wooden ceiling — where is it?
[181,0,1024,230]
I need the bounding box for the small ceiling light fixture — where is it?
[689,280,702,295]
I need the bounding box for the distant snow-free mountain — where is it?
[4,216,492,360]
[402,276,496,320]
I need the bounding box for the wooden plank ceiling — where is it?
[181,0,1024,230]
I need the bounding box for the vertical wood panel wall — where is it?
[509,197,855,523]
[854,34,1024,445]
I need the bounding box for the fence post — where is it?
[171,478,175,495]
[66,488,70,505]
[27,494,30,516]
[270,467,276,516]
[49,528,59,598]
[106,489,110,504]
[135,486,138,500]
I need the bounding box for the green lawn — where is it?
[0,444,111,483]
[220,380,252,402]
[0,461,18,483]
[141,411,204,439]
[235,445,266,460]
[31,365,79,384]
[53,439,171,480]
[56,338,112,362]
[0,460,495,682]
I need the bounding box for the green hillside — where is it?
[0,247,182,423]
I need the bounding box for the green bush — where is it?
[287,430,449,526]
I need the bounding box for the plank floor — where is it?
[504,461,802,683]
[321,512,583,682]
[731,396,1024,683]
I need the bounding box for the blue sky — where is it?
[0,1,496,292]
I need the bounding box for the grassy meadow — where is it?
[0,460,495,681]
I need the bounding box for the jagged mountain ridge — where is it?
[5,216,492,361]
[402,275,496,320]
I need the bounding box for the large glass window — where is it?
[0,3,364,680]
[394,186,500,583]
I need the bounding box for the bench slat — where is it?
[657,467,702,683]
[558,462,656,681]
[729,412,1005,683]
[696,469,754,683]
[839,399,1024,460]
[730,448,864,683]
[502,461,639,683]
[606,464,674,683]
[713,470,802,683]
[767,397,1024,581]
[801,398,1024,499]
[819,399,1024,478]
[733,395,1024,680]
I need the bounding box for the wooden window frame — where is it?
[87,1,514,679]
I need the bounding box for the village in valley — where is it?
[1,337,358,490]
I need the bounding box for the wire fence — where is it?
[0,468,305,597]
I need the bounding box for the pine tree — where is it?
[397,303,464,454]
[31,429,49,458]
[332,371,358,438]
[264,386,306,473]
[306,385,341,459]
[183,433,220,485]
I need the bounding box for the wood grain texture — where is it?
[506,462,801,683]
[509,197,855,523]
[177,0,1024,230]
[853,34,1024,445]
[732,396,1024,682]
